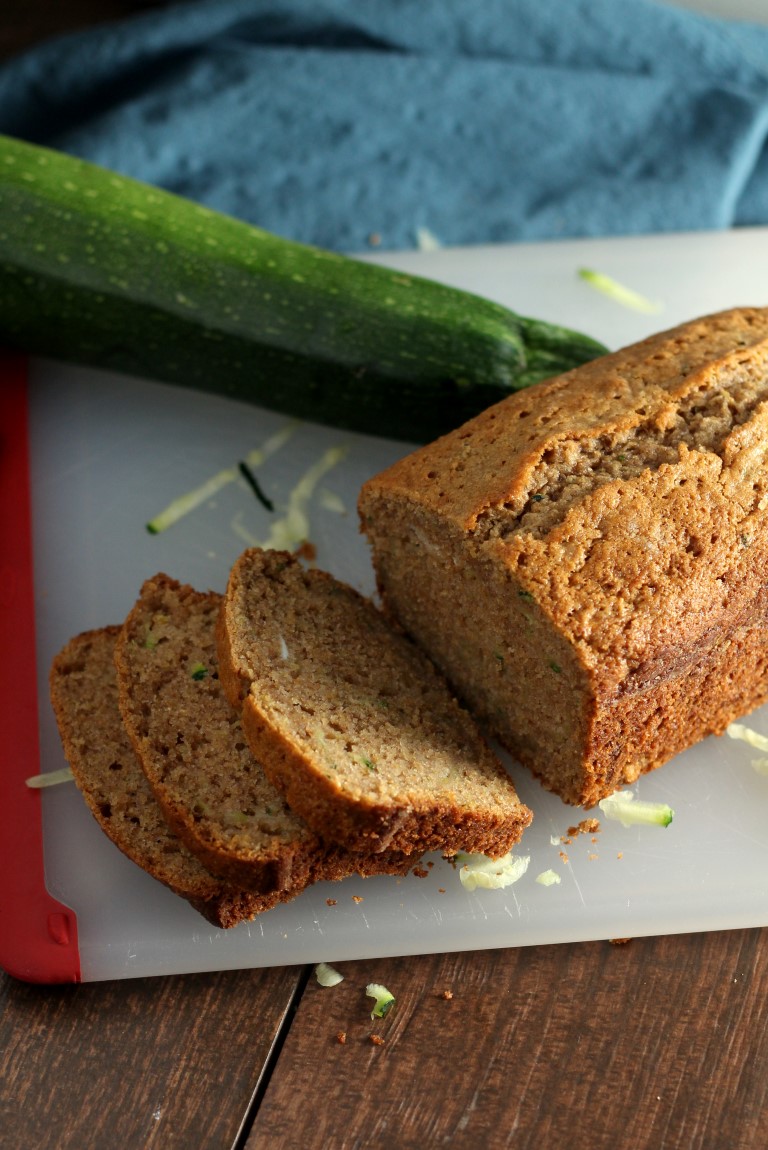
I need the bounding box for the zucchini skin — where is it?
[0,135,607,442]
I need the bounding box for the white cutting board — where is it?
[27,229,768,981]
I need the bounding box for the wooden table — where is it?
[3,930,768,1148]
[2,7,768,1148]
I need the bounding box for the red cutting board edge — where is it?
[0,354,81,983]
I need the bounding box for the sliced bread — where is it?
[49,627,277,928]
[114,574,413,893]
[217,548,533,857]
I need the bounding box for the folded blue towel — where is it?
[2,0,768,250]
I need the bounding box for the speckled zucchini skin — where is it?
[0,134,607,442]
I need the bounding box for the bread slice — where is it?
[359,307,768,807]
[49,627,277,928]
[217,548,532,857]
[115,574,413,893]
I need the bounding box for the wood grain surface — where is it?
[247,932,768,1150]
[3,928,768,1150]
[0,965,305,1150]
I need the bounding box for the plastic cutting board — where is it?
[3,229,768,983]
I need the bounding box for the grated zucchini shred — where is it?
[726,722,768,774]
[145,423,296,534]
[315,962,344,987]
[598,791,674,828]
[578,268,661,314]
[26,766,75,789]
[456,851,530,891]
[366,982,395,1019]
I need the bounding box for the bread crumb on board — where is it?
[370,1034,386,1046]
[568,818,601,838]
[336,1031,347,1044]
[326,898,337,906]
[293,539,317,563]
[609,938,633,946]
[352,895,364,904]
[560,817,601,846]
[438,989,454,1000]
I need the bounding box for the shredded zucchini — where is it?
[456,851,530,891]
[578,268,661,314]
[146,466,236,534]
[145,423,296,534]
[315,962,344,987]
[415,226,442,251]
[318,488,347,515]
[257,444,348,552]
[598,792,674,828]
[26,766,75,789]
[726,722,768,775]
[726,722,768,753]
[366,983,395,1019]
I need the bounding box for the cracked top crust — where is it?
[363,308,768,534]
[360,308,768,693]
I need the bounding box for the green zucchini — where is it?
[0,134,607,442]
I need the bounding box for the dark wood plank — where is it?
[247,930,768,1150]
[0,965,303,1150]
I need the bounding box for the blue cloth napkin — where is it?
[2,0,768,251]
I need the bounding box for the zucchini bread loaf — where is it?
[359,307,768,808]
[217,548,532,857]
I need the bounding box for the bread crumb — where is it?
[352,895,364,904]
[427,860,434,868]
[326,898,337,906]
[336,1031,347,1044]
[567,818,600,838]
[559,851,569,863]
[609,938,633,945]
[294,540,317,563]
[588,852,598,861]
[438,989,454,1000]
[370,1034,385,1046]
[412,866,429,878]
[617,852,624,860]
[438,888,446,893]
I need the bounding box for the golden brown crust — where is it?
[365,307,768,532]
[360,307,768,806]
